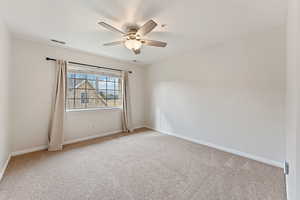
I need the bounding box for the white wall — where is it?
[0,19,12,177]
[286,0,300,199]
[146,27,286,165]
[11,38,146,152]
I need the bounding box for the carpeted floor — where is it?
[0,128,286,200]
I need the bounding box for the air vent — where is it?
[50,39,66,45]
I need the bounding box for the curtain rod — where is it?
[46,57,132,73]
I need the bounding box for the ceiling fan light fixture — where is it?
[99,19,167,54]
[124,39,142,50]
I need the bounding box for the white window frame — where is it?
[66,68,123,112]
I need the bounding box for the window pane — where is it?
[68,73,75,79]
[67,88,75,99]
[107,82,115,90]
[106,90,115,100]
[87,80,96,89]
[74,99,86,109]
[107,99,115,107]
[114,91,121,99]
[87,89,98,99]
[98,81,106,90]
[75,89,86,98]
[114,82,120,90]
[86,74,96,80]
[66,99,75,109]
[98,90,107,99]
[75,73,86,79]
[107,76,118,82]
[86,98,96,108]
[115,99,122,107]
[80,93,88,104]
[98,75,107,81]
[67,70,122,110]
[67,78,75,88]
[97,97,107,107]
[75,79,85,89]
[86,98,107,108]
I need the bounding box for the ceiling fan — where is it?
[98,19,167,55]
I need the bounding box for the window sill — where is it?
[66,107,122,112]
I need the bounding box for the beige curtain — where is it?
[48,60,67,151]
[121,71,133,132]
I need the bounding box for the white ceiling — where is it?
[0,0,286,64]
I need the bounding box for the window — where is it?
[80,92,88,104]
[66,69,122,110]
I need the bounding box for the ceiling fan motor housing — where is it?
[99,19,167,55]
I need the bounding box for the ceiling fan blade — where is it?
[103,41,124,46]
[98,22,125,34]
[142,40,167,47]
[132,48,141,55]
[136,20,157,36]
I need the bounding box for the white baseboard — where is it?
[64,129,122,145]
[11,145,48,156]
[132,125,147,130]
[12,125,145,157]
[0,154,11,182]
[146,126,284,168]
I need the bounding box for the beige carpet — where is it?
[0,128,286,200]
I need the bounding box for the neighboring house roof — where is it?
[74,80,107,105]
